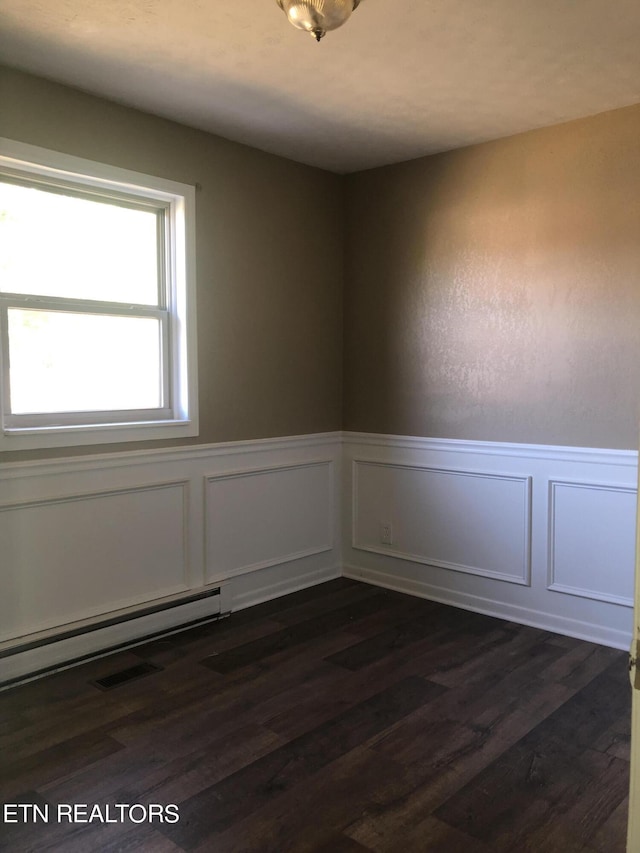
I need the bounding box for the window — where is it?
[0,139,198,450]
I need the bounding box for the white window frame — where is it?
[0,138,198,451]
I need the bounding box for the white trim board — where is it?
[231,563,342,613]
[343,565,631,651]
[0,431,341,480]
[342,432,637,651]
[343,431,637,466]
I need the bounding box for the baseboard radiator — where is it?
[0,587,226,688]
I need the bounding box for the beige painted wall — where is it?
[2,67,639,455]
[0,66,344,461]
[344,104,640,449]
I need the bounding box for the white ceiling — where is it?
[0,0,639,173]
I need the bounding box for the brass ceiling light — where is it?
[276,0,361,42]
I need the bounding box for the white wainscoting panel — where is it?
[0,432,342,684]
[353,461,531,585]
[343,433,637,650]
[205,461,334,582]
[548,480,636,606]
[0,481,189,642]
[0,429,636,683]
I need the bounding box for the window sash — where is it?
[0,295,172,428]
[0,171,169,309]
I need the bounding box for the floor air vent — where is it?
[91,661,163,691]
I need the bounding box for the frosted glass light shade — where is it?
[276,0,360,41]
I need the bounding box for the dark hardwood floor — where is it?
[0,579,631,852]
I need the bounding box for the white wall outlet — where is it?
[380,521,393,545]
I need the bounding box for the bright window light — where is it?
[0,138,198,450]
[7,309,163,414]
[0,182,160,305]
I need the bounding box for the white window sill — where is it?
[0,418,199,451]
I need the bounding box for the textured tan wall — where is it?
[2,68,639,457]
[344,104,640,449]
[0,66,344,461]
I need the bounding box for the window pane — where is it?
[8,309,163,414]
[0,182,160,305]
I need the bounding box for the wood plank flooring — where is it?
[0,579,631,852]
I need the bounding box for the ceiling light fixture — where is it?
[276,0,361,42]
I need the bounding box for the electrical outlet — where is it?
[380,522,393,545]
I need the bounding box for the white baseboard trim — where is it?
[231,564,342,613]
[343,564,631,651]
